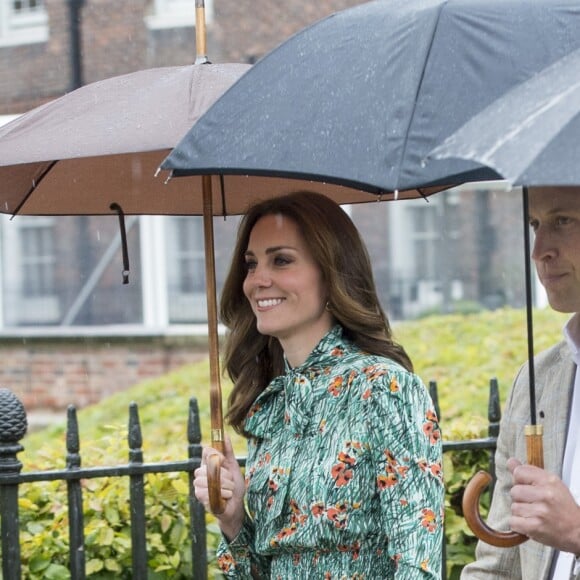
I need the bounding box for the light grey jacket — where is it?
[461,340,577,580]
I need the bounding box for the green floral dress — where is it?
[217,325,444,579]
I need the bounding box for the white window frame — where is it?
[0,0,48,47]
[1,214,60,325]
[146,0,213,30]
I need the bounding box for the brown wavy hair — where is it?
[220,191,413,434]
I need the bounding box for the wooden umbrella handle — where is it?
[462,425,543,547]
[207,439,227,515]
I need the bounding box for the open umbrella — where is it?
[160,0,580,195]
[428,47,580,545]
[0,2,254,515]
[161,0,580,540]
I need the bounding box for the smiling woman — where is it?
[192,191,445,579]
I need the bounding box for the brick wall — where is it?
[213,0,367,63]
[0,336,207,413]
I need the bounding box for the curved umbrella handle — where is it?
[207,452,227,515]
[462,471,527,547]
[462,424,543,547]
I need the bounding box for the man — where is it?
[462,187,580,580]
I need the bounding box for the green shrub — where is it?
[3,307,569,577]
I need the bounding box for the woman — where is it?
[194,191,444,579]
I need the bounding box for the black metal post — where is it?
[128,403,148,578]
[0,389,28,580]
[68,0,85,91]
[187,398,207,580]
[66,405,86,579]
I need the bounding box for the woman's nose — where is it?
[251,264,272,287]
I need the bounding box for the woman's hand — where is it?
[194,436,247,540]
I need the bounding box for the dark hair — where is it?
[220,191,413,433]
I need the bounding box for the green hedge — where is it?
[4,307,568,578]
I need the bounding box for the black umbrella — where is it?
[430,46,580,187]
[160,0,580,542]
[428,47,580,545]
[161,0,580,195]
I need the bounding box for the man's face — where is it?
[529,187,580,313]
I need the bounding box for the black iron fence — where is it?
[0,380,501,579]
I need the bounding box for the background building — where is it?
[0,0,531,417]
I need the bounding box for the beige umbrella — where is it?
[0,1,425,514]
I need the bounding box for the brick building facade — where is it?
[0,1,526,420]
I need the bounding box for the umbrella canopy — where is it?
[429,46,580,186]
[0,63,250,216]
[0,64,418,218]
[161,0,580,194]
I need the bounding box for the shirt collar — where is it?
[563,313,580,365]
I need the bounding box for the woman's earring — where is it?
[325,301,331,311]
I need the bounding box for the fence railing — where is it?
[0,380,501,579]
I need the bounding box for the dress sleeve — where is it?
[216,513,272,579]
[364,368,444,579]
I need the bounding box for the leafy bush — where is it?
[3,307,569,577]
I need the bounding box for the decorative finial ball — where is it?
[0,388,28,443]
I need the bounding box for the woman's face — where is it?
[242,213,333,359]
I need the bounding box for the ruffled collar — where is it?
[244,325,348,438]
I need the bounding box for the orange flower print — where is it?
[362,364,388,381]
[324,573,332,580]
[397,465,409,478]
[338,451,356,465]
[421,559,430,571]
[217,553,235,573]
[421,508,437,532]
[426,409,438,422]
[326,504,348,529]
[331,346,344,357]
[392,553,402,569]
[422,411,441,445]
[311,501,325,517]
[338,541,361,560]
[331,462,354,487]
[400,498,408,507]
[430,462,443,480]
[246,403,262,418]
[275,525,298,541]
[328,376,344,396]
[362,387,372,400]
[377,472,397,489]
[268,478,279,492]
[319,419,327,433]
[417,459,428,473]
[389,376,399,392]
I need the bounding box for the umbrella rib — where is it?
[12,160,58,217]
[396,3,447,188]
